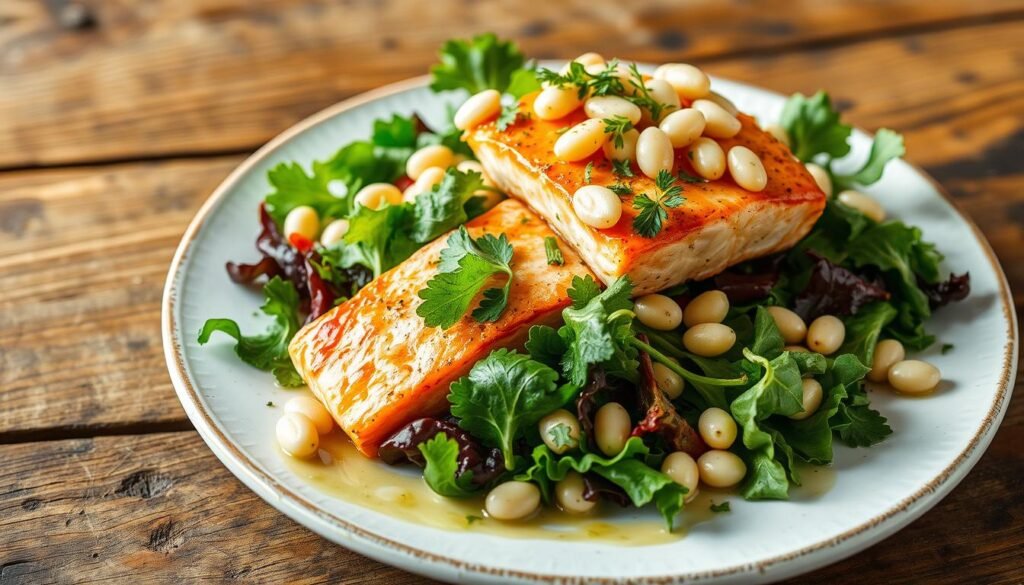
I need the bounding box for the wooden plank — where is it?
[0,157,242,438]
[0,394,1021,585]
[1,0,1022,168]
[2,21,1022,435]
[0,431,434,584]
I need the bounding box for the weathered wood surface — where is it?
[1,0,1022,168]
[2,18,1021,437]
[1,1,1022,583]
[0,398,1020,584]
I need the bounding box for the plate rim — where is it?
[161,74,1019,583]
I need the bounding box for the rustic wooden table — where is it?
[2,1,1022,583]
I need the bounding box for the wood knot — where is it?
[115,470,174,499]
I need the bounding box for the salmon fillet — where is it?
[467,92,826,295]
[288,199,596,457]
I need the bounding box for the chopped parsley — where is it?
[544,236,565,266]
[609,183,633,196]
[677,169,707,183]
[535,60,626,99]
[710,501,731,513]
[632,170,686,237]
[612,159,634,177]
[602,115,634,149]
[584,161,594,184]
[625,63,674,121]
[496,103,524,131]
[417,226,515,328]
[941,343,954,354]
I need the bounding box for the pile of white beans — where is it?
[453,54,774,232]
[275,395,335,458]
[279,145,498,247]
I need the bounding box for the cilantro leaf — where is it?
[560,276,637,385]
[525,325,567,369]
[419,434,478,498]
[198,277,303,386]
[417,227,514,328]
[567,274,603,309]
[496,102,525,131]
[547,423,575,449]
[449,349,575,469]
[411,168,487,243]
[780,91,852,162]
[544,236,564,266]
[430,33,530,95]
[632,170,685,237]
[612,159,634,177]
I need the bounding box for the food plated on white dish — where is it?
[164,34,1016,583]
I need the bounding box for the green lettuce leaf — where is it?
[197,277,303,387]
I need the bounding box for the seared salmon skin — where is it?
[466,92,826,295]
[288,199,595,457]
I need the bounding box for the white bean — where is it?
[555,471,596,514]
[636,127,674,179]
[534,86,583,121]
[485,481,541,520]
[634,293,683,331]
[538,409,581,454]
[406,145,454,180]
[698,407,737,449]
[661,452,700,502]
[692,99,741,138]
[659,108,706,148]
[643,79,681,122]
[284,395,334,435]
[868,339,906,383]
[706,91,739,116]
[687,137,726,180]
[454,89,502,130]
[888,360,941,395]
[584,95,642,125]
[838,190,886,222]
[697,450,747,488]
[560,52,605,74]
[766,306,807,344]
[654,63,711,100]
[319,219,350,247]
[554,118,608,162]
[595,402,631,456]
[683,323,736,357]
[403,166,447,202]
[727,146,768,192]
[652,362,685,399]
[572,185,622,229]
[789,378,823,421]
[682,290,729,327]
[283,206,320,242]
[805,163,833,197]
[276,413,320,458]
[355,183,403,210]
[806,315,845,355]
[602,128,639,161]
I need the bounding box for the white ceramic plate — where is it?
[162,71,1018,584]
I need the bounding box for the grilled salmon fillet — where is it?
[288,199,595,457]
[467,92,826,295]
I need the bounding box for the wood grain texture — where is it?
[1,2,1022,583]
[0,394,1019,584]
[1,0,1023,168]
[0,157,241,439]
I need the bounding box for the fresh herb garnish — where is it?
[677,169,706,183]
[584,161,594,184]
[430,33,535,96]
[547,423,575,449]
[609,183,633,196]
[625,63,674,121]
[417,226,515,328]
[632,170,686,238]
[419,434,478,497]
[544,236,565,266]
[710,501,731,513]
[941,343,954,354]
[198,277,303,387]
[602,115,634,149]
[612,159,634,177]
[536,60,625,100]
[449,349,576,470]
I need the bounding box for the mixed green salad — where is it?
[200,34,968,529]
